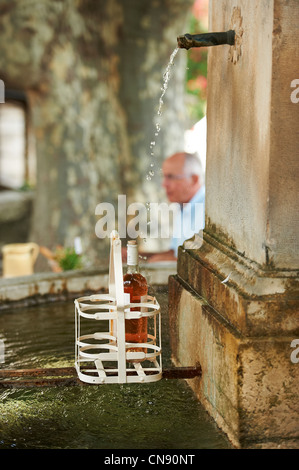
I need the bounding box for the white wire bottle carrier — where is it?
[74,231,162,384]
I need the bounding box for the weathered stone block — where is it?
[169,251,299,448]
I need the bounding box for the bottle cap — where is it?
[127,240,138,265]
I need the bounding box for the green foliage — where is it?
[55,247,82,271]
[19,181,35,191]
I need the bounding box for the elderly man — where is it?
[148,151,205,262]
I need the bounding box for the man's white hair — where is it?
[183,152,203,181]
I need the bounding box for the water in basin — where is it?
[0,288,232,449]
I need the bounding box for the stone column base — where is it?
[168,233,299,449]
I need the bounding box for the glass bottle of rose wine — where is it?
[124,240,148,355]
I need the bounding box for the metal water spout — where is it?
[177,30,235,50]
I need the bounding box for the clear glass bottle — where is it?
[124,240,148,354]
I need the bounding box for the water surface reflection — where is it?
[0,288,232,449]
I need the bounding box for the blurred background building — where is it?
[0,0,209,273]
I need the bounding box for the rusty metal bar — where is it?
[0,377,80,388]
[0,365,201,388]
[162,365,201,379]
[0,367,75,378]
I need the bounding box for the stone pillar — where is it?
[169,0,299,448]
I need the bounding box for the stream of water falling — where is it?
[146,47,179,182]
[139,48,180,256]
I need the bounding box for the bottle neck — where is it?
[127,242,139,273]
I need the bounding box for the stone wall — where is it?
[206,0,299,270]
[169,0,299,449]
